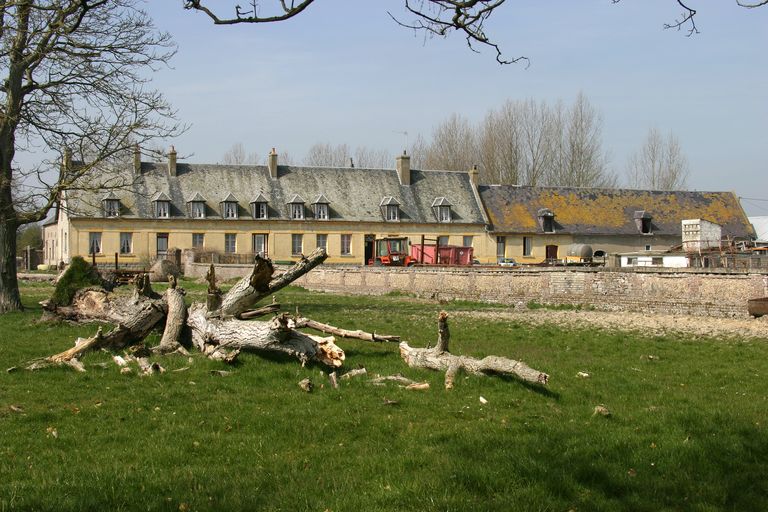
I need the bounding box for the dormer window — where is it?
[152,192,171,219]
[538,208,555,233]
[431,197,452,223]
[102,193,120,218]
[287,194,305,220]
[634,211,653,234]
[250,193,269,220]
[312,194,330,221]
[186,192,206,219]
[380,196,400,222]
[220,193,239,219]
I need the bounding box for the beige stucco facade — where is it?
[53,216,491,267]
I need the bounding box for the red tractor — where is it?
[371,237,416,267]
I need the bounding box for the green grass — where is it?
[2,280,767,511]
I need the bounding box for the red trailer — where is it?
[411,244,474,266]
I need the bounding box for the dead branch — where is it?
[399,312,549,389]
[292,317,400,342]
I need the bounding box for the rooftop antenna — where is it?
[393,130,408,152]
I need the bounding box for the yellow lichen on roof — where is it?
[499,203,537,229]
[541,192,626,228]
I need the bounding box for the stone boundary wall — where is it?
[184,262,768,318]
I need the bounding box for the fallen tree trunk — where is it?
[399,312,549,389]
[187,306,344,367]
[26,298,167,370]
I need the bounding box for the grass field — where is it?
[1,279,767,511]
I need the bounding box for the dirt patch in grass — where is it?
[456,308,768,341]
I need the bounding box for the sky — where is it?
[34,1,768,214]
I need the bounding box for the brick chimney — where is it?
[268,147,278,179]
[468,165,479,187]
[168,145,177,177]
[133,144,141,175]
[61,148,72,173]
[396,150,411,186]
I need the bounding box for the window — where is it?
[496,236,506,259]
[222,202,238,219]
[190,202,206,219]
[88,232,102,254]
[224,234,237,253]
[645,245,652,251]
[252,234,268,255]
[538,208,555,233]
[438,206,451,223]
[192,233,205,248]
[462,236,473,248]
[119,233,132,254]
[641,218,652,234]
[156,233,168,258]
[316,234,328,251]
[104,199,120,217]
[155,201,170,218]
[253,202,268,220]
[385,205,399,221]
[315,203,329,220]
[341,234,352,255]
[291,203,304,220]
[523,237,532,256]
[652,257,664,266]
[291,234,303,256]
[437,236,449,246]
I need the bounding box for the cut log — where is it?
[399,312,549,389]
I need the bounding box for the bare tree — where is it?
[478,100,522,185]
[221,143,260,165]
[1,1,181,313]
[627,128,690,190]
[408,133,429,170]
[303,143,392,168]
[424,113,477,172]
[549,93,616,188]
[184,1,768,65]
[353,147,392,169]
[303,143,350,167]
[183,0,525,65]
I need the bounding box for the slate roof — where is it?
[64,162,486,225]
[479,185,755,238]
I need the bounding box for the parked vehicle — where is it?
[371,237,416,267]
[498,257,518,267]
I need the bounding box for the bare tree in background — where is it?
[222,143,260,165]
[549,93,616,188]
[303,143,392,168]
[627,128,690,190]
[478,101,522,185]
[424,114,477,172]
[408,133,429,170]
[353,147,392,169]
[304,143,351,167]
[1,0,181,313]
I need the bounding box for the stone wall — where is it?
[183,261,768,318]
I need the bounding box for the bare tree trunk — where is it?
[153,276,187,354]
[0,194,22,313]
